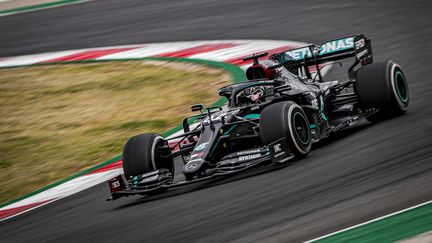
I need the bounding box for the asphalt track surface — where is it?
[1,0,432,242]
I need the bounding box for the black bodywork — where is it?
[108,34,376,200]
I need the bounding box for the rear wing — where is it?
[272,34,373,80]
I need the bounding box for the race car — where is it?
[107,34,409,200]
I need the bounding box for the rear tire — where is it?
[356,60,409,122]
[260,101,311,157]
[122,133,174,179]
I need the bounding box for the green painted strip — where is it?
[243,114,260,119]
[314,202,432,243]
[0,57,246,208]
[0,0,86,16]
[224,124,238,135]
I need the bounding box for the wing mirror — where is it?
[191,104,204,112]
[242,52,268,65]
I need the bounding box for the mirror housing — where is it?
[242,52,268,65]
[191,104,204,112]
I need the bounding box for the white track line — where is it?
[0,50,80,67]
[190,40,293,61]
[0,168,123,222]
[97,40,249,60]
[305,200,432,242]
[97,41,207,59]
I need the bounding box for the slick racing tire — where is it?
[260,101,312,157]
[356,60,409,122]
[122,133,174,179]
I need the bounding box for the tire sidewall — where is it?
[260,101,312,157]
[122,133,173,178]
[389,62,409,111]
[151,135,164,170]
[287,103,311,155]
[356,60,409,119]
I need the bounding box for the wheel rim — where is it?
[152,137,164,170]
[395,70,408,103]
[293,112,310,145]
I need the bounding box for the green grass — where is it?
[0,60,230,204]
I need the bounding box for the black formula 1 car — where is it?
[107,34,409,200]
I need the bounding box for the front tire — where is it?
[260,101,312,157]
[356,60,409,121]
[122,133,174,179]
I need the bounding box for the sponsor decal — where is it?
[356,49,368,59]
[273,144,282,153]
[285,47,311,60]
[355,39,365,49]
[185,162,199,170]
[203,113,226,125]
[190,152,204,159]
[194,142,209,151]
[285,37,355,60]
[319,37,354,55]
[111,180,120,188]
[109,176,124,193]
[188,158,203,163]
[273,143,286,158]
[237,149,261,156]
[238,153,261,161]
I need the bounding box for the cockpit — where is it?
[218,80,281,108]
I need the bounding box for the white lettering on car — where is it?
[194,142,209,151]
[355,39,365,49]
[238,153,261,161]
[273,143,282,153]
[111,181,120,188]
[356,49,368,59]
